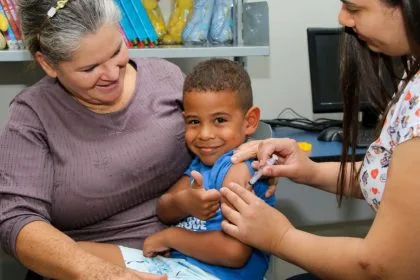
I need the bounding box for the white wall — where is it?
[250,0,342,119]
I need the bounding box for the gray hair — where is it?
[17,0,121,65]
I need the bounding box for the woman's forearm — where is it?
[310,162,343,193]
[16,221,126,280]
[277,229,370,280]
[78,242,126,268]
[310,162,363,198]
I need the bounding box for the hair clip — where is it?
[47,0,69,18]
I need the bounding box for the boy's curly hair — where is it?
[183,58,253,112]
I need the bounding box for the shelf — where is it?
[128,45,270,58]
[0,45,269,62]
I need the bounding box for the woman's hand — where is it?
[265,177,279,198]
[74,261,168,280]
[220,182,294,255]
[86,269,167,280]
[235,138,317,186]
[232,140,262,163]
[232,140,278,197]
[126,270,168,280]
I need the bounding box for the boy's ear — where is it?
[244,106,261,136]
[35,51,58,78]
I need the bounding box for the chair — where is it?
[250,120,273,140]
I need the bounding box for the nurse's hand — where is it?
[234,138,316,186]
[232,140,261,163]
[232,140,278,197]
[220,182,294,255]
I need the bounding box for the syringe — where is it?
[248,154,279,186]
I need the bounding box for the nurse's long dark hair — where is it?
[337,0,420,205]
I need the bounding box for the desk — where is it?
[272,127,367,162]
[270,126,374,227]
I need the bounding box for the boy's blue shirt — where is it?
[171,150,276,280]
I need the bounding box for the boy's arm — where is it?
[157,175,191,224]
[146,163,255,268]
[144,227,252,268]
[157,174,221,224]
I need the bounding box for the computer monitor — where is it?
[307,27,343,113]
[307,27,377,126]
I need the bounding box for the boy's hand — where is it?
[143,231,171,258]
[183,171,221,220]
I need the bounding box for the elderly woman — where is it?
[0,0,191,279]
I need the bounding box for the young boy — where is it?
[79,59,276,280]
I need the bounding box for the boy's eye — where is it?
[215,117,227,124]
[187,119,200,125]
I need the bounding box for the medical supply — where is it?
[209,0,233,45]
[163,0,193,44]
[297,141,312,153]
[182,0,214,45]
[247,142,311,186]
[248,154,279,186]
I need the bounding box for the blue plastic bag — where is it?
[182,0,215,45]
[209,0,233,45]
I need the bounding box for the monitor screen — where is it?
[307,27,348,113]
[307,27,393,128]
